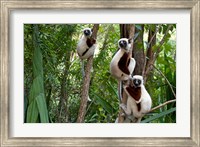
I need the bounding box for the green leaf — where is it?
[106,81,118,98]
[152,44,160,52]
[141,107,176,123]
[36,93,49,123]
[133,32,140,41]
[26,100,39,123]
[149,24,156,31]
[135,24,142,31]
[92,93,114,114]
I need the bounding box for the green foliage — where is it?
[24,24,176,123]
[26,25,49,123]
[145,24,176,123]
[141,107,176,123]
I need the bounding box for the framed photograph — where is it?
[1,0,199,146]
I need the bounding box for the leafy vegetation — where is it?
[24,24,176,123]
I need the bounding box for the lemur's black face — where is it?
[84,29,91,37]
[119,40,128,49]
[133,79,142,87]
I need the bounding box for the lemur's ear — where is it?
[128,38,133,44]
[91,28,93,32]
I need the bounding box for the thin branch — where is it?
[142,56,148,77]
[147,25,160,49]
[151,63,176,98]
[148,99,176,113]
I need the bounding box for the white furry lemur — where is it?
[110,38,136,81]
[120,75,152,123]
[77,28,97,101]
[110,38,136,100]
[77,28,97,76]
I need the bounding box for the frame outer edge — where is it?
[0,1,198,9]
[1,1,9,147]
[191,1,200,146]
[0,0,200,147]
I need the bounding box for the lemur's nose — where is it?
[119,40,127,47]
[133,79,141,87]
[119,41,123,46]
[84,30,90,36]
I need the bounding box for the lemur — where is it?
[77,28,97,60]
[120,75,152,123]
[110,38,136,101]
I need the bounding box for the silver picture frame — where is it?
[0,0,199,146]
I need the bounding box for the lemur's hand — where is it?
[120,103,127,110]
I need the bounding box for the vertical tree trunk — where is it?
[143,26,157,83]
[57,50,70,122]
[77,24,99,123]
[118,24,135,123]
[133,25,145,75]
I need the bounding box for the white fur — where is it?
[77,35,97,59]
[120,76,152,123]
[77,28,97,59]
[118,38,131,50]
[110,45,136,81]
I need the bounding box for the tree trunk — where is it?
[133,25,145,75]
[143,26,157,83]
[118,24,135,123]
[58,67,68,122]
[77,24,99,123]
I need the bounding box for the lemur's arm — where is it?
[86,38,96,48]
[118,52,130,75]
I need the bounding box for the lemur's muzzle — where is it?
[84,30,91,36]
[119,40,127,48]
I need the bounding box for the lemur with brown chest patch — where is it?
[110,38,136,81]
[120,75,152,123]
[77,28,97,77]
[77,28,97,60]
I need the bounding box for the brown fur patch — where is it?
[137,103,141,111]
[86,37,96,48]
[126,86,141,102]
[118,52,130,75]
[126,86,141,111]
